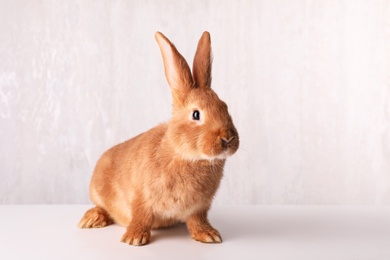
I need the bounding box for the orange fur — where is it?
[78,31,239,246]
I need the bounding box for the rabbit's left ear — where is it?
[192,31,212,89]
[155,32,194,106]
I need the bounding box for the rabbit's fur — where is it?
[78,32,239,246]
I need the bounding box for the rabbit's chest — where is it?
[152,182,206,221]
[145,160,224,221]
[149,175,218,221]
[155,198,201,222]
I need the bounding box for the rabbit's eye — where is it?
[192,110,200,121]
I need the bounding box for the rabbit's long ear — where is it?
[155,32,194,106]
[192,31,212,89]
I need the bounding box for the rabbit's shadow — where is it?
[150,223,189,243]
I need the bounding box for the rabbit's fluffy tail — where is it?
[78,206,114,228]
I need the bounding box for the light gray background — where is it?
[1,0,389,205]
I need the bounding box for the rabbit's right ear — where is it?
[192,31,212,89]
[155,32,194,106]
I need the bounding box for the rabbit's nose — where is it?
[221,136,235,146]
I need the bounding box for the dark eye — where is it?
[192,110,200,121]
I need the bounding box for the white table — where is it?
[0,205,389,260]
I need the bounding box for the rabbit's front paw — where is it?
[191,228,222,243]
[121,230,151,246]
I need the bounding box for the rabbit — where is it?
[78,31,239,246]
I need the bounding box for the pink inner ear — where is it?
[156,36,174,68]
[155,33,177,85]
[155,32,194,107]
[155,32,193,91]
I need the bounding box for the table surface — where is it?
[0,205,389,260]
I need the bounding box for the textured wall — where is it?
[1,0,389,205]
